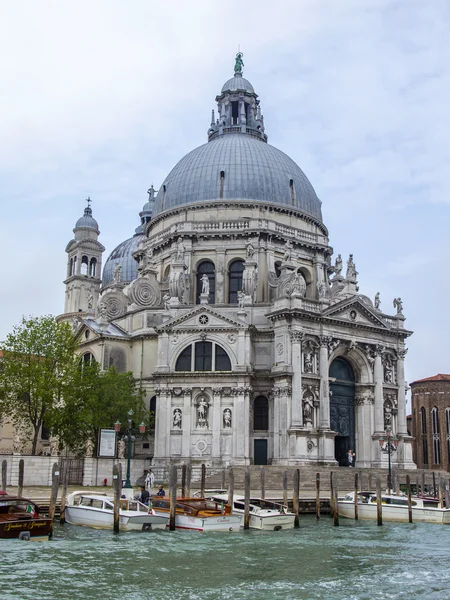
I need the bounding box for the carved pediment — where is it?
[156,305,245,332]
[322,297,389,329]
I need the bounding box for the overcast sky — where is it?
[1,0,449,390]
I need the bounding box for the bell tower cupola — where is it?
[64,198,105,314]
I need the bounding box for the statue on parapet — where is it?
[393,297,403,314]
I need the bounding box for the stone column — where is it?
[374,346,385,433]
[319,337,330,429]
[234,388,245,462]
[272,388,281,462]
[153,389,166,460]
[165,390,172,458]
[243,386,251,463]
[396,348,408,435]
[215,248,226,304]
[212,388,222,459]
[182,388,192,459]
[290,331,303,427]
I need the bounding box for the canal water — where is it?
[1,517,449,600]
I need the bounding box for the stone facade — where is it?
[410,374,450,472]
[59,56,415,471]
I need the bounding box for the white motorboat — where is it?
[206,494,296,530]
[151,497,241,532]
[65,492,169,531]
[337,491,450,524]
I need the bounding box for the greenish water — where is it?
[1,517,449,600]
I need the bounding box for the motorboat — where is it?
[206,493,296,530]
[0,495,52,541]
[337,491,450,524]
[151,497,241,532]
[65,491,169,531]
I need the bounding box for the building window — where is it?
[228,260,245,304]
[254,396,269,430]
[196,261,215,304]
[431,407,441,465]
[175,342,231,372]
[89,257,97,277]
[421,406,428,465]
[81,255,89,276]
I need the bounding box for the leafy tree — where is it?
[52,361,149,456]
[0,315,77,455]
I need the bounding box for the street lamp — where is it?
[114,410,146,493]
[379,426,399,495]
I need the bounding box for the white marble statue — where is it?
[237,290,245,309]
[282,240,293,263]
[117,438,125,459]
[86,292,94,309]
[176,237,185,262]
[201,274,210,295]
[393,297,403,314]
[223,408,232,428]
[246,238,255,259]
[374,292,381,309]
[197,397,209,427]
[334,254,343,276]
[163,293,171,311]
[85,438,94,457]
[346,254,357,279]
[173,408,182,429]
[113,263,122,283]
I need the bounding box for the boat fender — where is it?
[229,527,234,531]
[19,531,31,541]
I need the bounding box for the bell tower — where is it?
[64,198,105,314]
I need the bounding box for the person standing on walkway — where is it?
[347,449,355,467]
[145,468,155,494]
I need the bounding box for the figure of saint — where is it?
[291,273,302,294]
[163,293,171,311]
[384,404,392,428]
[393,297,403,314]
[317,280,327,299]
[334,254,343,276]
[303,398,313,424]
[234,51,244,75]
[237,290,245,310]
[71,317,80,333]
[145,247,154,268]
[147,185,156,200]
[246,238,255,259]
[117,438,125,459]
[173,408,182,429]
[304,352,313,373]
[113,263,122,284]
[282,240,293,263]
[374,292,381,309]
[346,254,357,279]
[85,438,94,458]
[197,397,209,426]
[223,409,232,428]
[86,292,94,309]
[176,237,185,262]
[201,274,210,295]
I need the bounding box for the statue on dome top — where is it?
[234,52,244,75]
[147,185,156,200]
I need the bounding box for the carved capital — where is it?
[319,335,332,347]
[290,331,304,343]
[397,348,408,360]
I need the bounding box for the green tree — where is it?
[0,315,77,455]
[52,361,149,456]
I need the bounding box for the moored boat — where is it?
[0,495,52,541]
[338,491,450,524]
[151,497,241,532]
[206,493,296,530]
[65,492,169,531]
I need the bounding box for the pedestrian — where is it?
[157,485,166,497]
[347,449,355,467]
[145,468,155,494]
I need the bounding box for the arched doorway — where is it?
[329,357,355,466]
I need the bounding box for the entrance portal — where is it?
[329,357,355,466]
[254,439,268,465]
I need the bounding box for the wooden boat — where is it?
[151,497,241,532]
[65,492,169,531]
[205,493,295,530]
[0,495,52,541]
[338,491,450,524]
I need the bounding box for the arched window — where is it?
[72,256,77,275]
[228,260,245,304]
[196,261,215,304]
[421,406,428,465]
[175,342,231,372]
[81,255,89,276]
[89,257,97,277]
[82,352,95,364]
[432,407,441,465]
[68,258,73,278]
[254,396,269,430]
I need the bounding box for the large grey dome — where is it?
[102,234,144,287]
[152,134,322,221]
[221,74,254,94]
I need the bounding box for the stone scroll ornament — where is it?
[101,293,127,319]
[278,271,306,298]
[129,276,161,307]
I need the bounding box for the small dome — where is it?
[102,234,145,287]
[75,204,98,231]
[221,74,254,94]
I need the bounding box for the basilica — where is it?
[63,55,415,470]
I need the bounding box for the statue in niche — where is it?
[282,240,293,263]
[384,355,394,383]
[201,274,210,295]
[346,254,357,279]
[304,351,314,373]
[117,438,125,459]
[334,254,343,276]
[384,403,393,429]
[374,292,381,309]
[303,397,313,426]
[246,238,255,259]
[223,408,232,428]
[86,292,94,309]
[176,237,185,262]
[317,280,327,299]
[237,290,245,310]
[113,263,122,283]
[197,397,209,428]
[173,408,182,429]
[393,297,403,314]
[163,293,170,311]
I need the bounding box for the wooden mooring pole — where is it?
[221,468,226,491]
[368,472,373,494]
[421,471,425,497]
[282,470,288,508]
[406,474,413,523]
[446,478,450,510]
[113,463,121,534]
[243,468,250,530]
[227,468,234,510]
[433,472,437,498]
[315,473,320,520]
[354,472,359,521]
[181,464,187,498]
[18,459,24,498]
[200,463,206,498]
[59,465,69,525]
[293,469,300,528]
[260,466,265,500]
[2,459,7,492]
[329,471,334,517]
[439,476,444,509]
[169,465,177,531]
[376,474,382,526]
[186,463,192,498]
[333,473,339,527]
[48,463,60,539]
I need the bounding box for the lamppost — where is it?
[114,410,146,495]
[379,426,399,495]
